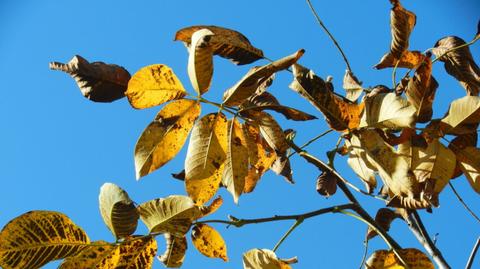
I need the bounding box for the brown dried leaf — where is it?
[175,25,264,65]
[223,49,304,106]
[389,0,416,58]
[270,154,294,184]
[316,171,337,197]
[252,111,289,154]
[366,208,401,240]
[432,36,480,95]
[290,64,363,131]
[374,50,425,70]
[188,29,214,95]
[50,55,130,102]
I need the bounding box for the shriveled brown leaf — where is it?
[316,171,337,197]
[223,49,304,106]
[367,208,401,240]
[389,0,416,58]
[175,25,264,65]
[432,36,480,95]
[158,234,187,268]
[374,50,425,69]
[188,29,214,95]
[270,154,294,184]
[343,70,363,102]
[290,64,363,131]
[50,55,130,102]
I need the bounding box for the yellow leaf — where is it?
[158,234,187,268]
[185,113,228,205]
[243,249,293,269]
[137,195,202,236]
[374,50,425,70]
[188,29,214,95]
[191,224,228,261]
[343,70,363,102]
[58,241,120,269]
[223,49,304,106]
[116,236,157,269]
[365,248,434,269]
[99,183,139,239]
[253,111,289,154]
[440,96,480,134]
[0,211,90,269]
[345,134,378,193]
[135,99,201,179]
[175,25,264,65]
[126,64,186,109]
[199,196,224,218]
[360,93,417,129]
[223,119,249,203]
[456,147,480,193]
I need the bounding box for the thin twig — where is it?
[359,238,369,269]
[273,218,304,252]
[305,0,352,72]
[288,129,334,158]
[449,182,480,224]
[466,236,480,269]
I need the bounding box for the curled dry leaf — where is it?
[50,55,130,102]
[58,241,120,269]
[98,183,139,240]
[126,64,186,109]
[198,196,223,218]
[134,99,201,179]
[158,233,187,268]
[342,70,363,102]
[0,211,89,269]
[316,171,337,197]
[359,92,416,129]
[439,95,480,135]
[241,91,317,121]
[290,64,363,131]
[191,224,228,261]
[185,113,228,205]
[345,134,377,193]
[175,25,264,65]
[222,119,249,203]
[223,49,304,106]
[455,147,480,193]
[271,154,294,184]
[432,36,480,95]
[374,50,425,69]
[389,0,416,58]
[405,56,439,123]
[137,195,202,236]
[243,249,293,269]
[188,29,214,95]
[367,208,401,240]
[366,248,434,269]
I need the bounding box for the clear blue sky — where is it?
[1,0,479,268]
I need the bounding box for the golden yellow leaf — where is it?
[185,113,228,205]
[374,50,425,70]
[126,64,186,109]
[253,111,289,154]
[290,64,363,131]
[223,119,249,203]
[188,29,214,95]
[199,196,224,218]
[98,183,138,240]
[343,70,363,102]
[116,236,157,269]
[360,92,417,129]
[456,147,480,193]
[49,55,130,102]
[0,211,90,269]
[365,248,434,269]
[158,234,187,268]
[137,195,202,236]
[440,96,480,134]
[243,249,292,269]
[175,25,264,65]
[223,49,304,106]
[345,134,377,193]
[58,241,120,269]
[191,224,228,261]
[135,99,201,179]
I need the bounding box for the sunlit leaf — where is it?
[158,233,187,268]
[188,29,214,95]
[185,113,228,205]
[58,241,120,269]
[440,96,480,134]
[374,50,425,69]
[432,36,480,96]
[365,248,434,269]
[116,236,157,269]
[345,134,378,193]
[0,211,89,269]
[99,183,138,239]
[243,249,292,269]
[199,196,223,218]
[191,224,228,261]
[290,64,363,131]
[360,92,416,129]
[126,64,186,109]
[175,25,264,65]
[252,111,289,154]
[223,49,304,106]
[135,99,201,179]
[343,70,363,102]
[223,119,249,203]
[49,55,130,102]
[455,147,480,193]
[137,195,202,236]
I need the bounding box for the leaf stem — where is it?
[432,35,480,64]
[272,218,304,252]
[466,236,480,269]
[448,182,480,224]
[305,0,352,72]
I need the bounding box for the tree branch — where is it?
[466,236,480,269]
[449,182,480,224]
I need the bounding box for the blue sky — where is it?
[1,0,479,268]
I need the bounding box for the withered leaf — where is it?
[252,111,289,154]
[58,241,119,269]
[455,146,480,193]
[374,50,425,69]
[316,171,337,197]
[50,55,130,102]
[360,92,416,129]
[345,134,377,193]
[175,25,264,65]
[188,29,214,95]
[290,64,363,131]
[342,70,363,102]
[367,208,401,240]
[448,133,478,179]
[158,234,187,268]
[439,96,480,135]
[223,49,304,106]
[116,236,157,269]
[135,99,201,179]
[389,0,416,58]
[270,154,294,184]
[432,36,480,95]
